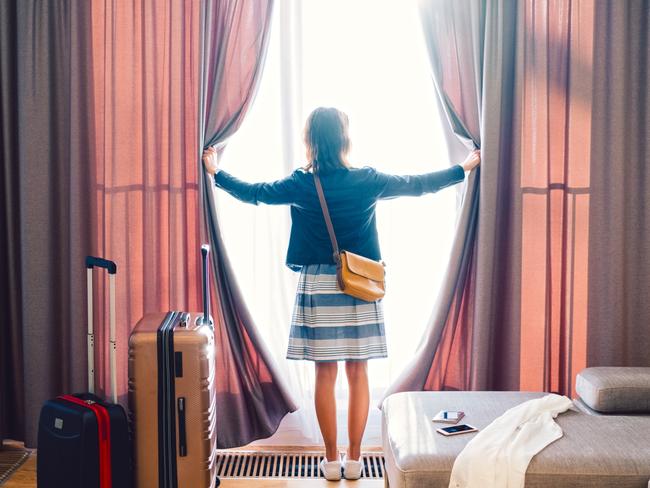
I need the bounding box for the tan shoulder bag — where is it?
[313,172,386,302]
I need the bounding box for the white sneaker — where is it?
[342,454,363,480]
[320,454,342,481]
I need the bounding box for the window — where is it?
[216,0,458,446]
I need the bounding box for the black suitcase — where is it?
[37,257,132,488]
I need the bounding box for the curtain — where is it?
[199,0,298,448]
[489,0,650,394]
[387,0,593,395]
[0,0,296,448]
[586,1,650,370]
[2,0,646,452]
[514,0,596,394]
[388,0,650,398]
[1,0,206,447]
[0,0,95,446]
[88,0,203,408]
[0,0,22,444]
[383,0,516,396]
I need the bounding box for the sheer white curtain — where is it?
[216,0,456,446]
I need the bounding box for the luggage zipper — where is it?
[58,395,112,488]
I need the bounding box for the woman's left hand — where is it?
[202,147,219,175]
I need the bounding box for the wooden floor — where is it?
[3,446,385,487]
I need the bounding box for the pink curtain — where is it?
[89,0,203,402]
[387,0,600,397]
[446,0,598,394]
[516,0,595,395]
[90,0,294,448]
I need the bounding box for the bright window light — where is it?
[216,0,458,446]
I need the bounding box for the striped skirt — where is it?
[286,264,388,362]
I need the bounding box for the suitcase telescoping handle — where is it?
[85,256,118,404]
[200,244,213,328]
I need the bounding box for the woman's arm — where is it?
[373,165,464,199]
[373,150,480,199]
[203,146,297,205]
[214,171,297,205]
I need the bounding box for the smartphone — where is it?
[432,410,465,424]
[436,424,478,436]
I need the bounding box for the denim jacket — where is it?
[214,165,465,270]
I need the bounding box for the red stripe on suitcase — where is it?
[59,395,113,488]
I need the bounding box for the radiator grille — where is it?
[215,451,385,479]
[0,449,30,484]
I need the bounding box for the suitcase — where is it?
[37,256,132,488]
[129,244,218,488]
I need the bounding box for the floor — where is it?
[3,445,385,487]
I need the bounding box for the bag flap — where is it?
[342,251,385,281]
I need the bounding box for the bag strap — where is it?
[313,172,341,261]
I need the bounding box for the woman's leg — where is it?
[315,361,339,461]
[345,360,369,460]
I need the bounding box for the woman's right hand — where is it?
[202,146,219,175]
[460,149,481,172]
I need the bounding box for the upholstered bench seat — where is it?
[381,391,650,488]
[576,367,650,414]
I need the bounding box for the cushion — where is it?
[572,397,601,416]
[382,391,650,488]
[576,367,650,413]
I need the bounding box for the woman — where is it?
[203,107,480,481]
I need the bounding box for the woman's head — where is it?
[304,107,351,173]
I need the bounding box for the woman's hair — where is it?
[303,107,351,173]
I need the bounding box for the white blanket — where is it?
[448,394,574,488]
